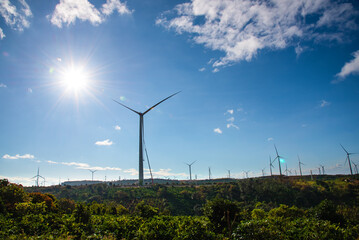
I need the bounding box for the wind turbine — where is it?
[32,168,44,187]
[298,155,304,176]
[113,92,180,185]
[89,170,97,181]
[285,164,289,176]
[244,171,250,178]
[269,156,275,176]
[261,168,265,177]
[208,167,212,180]
[320,165,325,175]
[227,169,231,178]
[274,145,284,176]
[340,144,355,175]
[186,161,196,180]
[352,162,358,174]
[318,167,321,175]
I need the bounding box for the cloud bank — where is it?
[157,0,358,69]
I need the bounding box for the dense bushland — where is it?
[1,176,358,239]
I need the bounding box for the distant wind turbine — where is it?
[227,169,231,178]
[298,155,304,176]
[113,92,180,185]
[261,168,265,177]
[285,164,289,176]
[244,170,250,178]
[320,165,325,175]
[208,167,212,180]
[341,144,355,175]
[318,167,321,175]
[32,168,44,187]
[274,145,284,176]
[89,170,97,181]
[186,161,196,180]
[352,162,358,174]
[269,156,275,176]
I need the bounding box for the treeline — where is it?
[27,176,358,215]
[0,177,358,239]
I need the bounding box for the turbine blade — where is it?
[143,91,181,115]
[340,144,349,154]
[274,144,279,156]
[190,160,197,166]
[113,99,141,115]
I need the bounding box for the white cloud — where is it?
[0,0,32,32]
[61,161,90,168]
[226,123,239,129]
[226,109,234,115]
[124,168,138,176]
[0,28,5,39]
[2,154,35,159]
[49,160,121,171]
[199,67,206,72]
[49,0,131,28]
[147,168,187,178]
[88,166,122,171]
[50,0,103,27]
[101,0,132,15]
[114,125,121,130]
[27,88,32,93]
[158,0,358,69]
[0,83,7,88]
[214,128,222,134]
[227,116,235,122]
[336,50,359,79]
[320,100,330,107]
[95,139,113,146]
[267,137,274,141]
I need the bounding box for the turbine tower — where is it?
[244,170,250,178]
[352,162,358,174]
[114,92,180,185]
[89,170,97,181]
[298,155,304,176]
[269,156,275,176]
[274,145,283,176]
[32,168,44,187]
[208,167,212,180]
[341,144,355,175]
[261,168,265,177]
[320,164,325,175]
[227,169,231,178]
[186,161,196,180]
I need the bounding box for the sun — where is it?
[62,67,89,91]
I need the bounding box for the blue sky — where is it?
[1,0,359,186]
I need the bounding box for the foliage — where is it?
[0,177,358,239]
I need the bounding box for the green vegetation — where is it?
[1,176,358,239]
